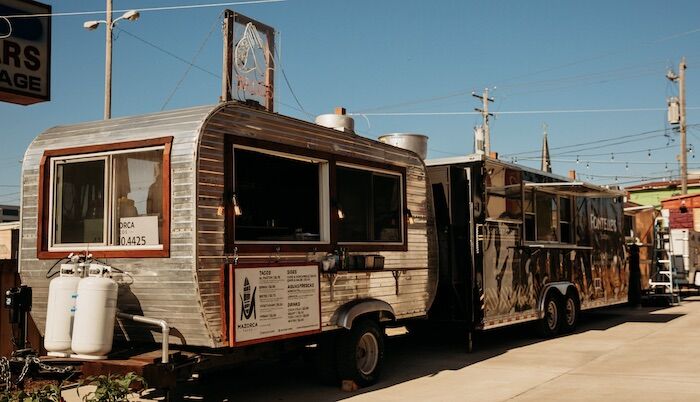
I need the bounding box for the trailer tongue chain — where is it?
[0,355,74,389]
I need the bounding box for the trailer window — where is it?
[524,189,535,241]
[535,192,558,242]
[337,166,402,243]
[485,164,522,221]
[233,148,327,242]
[53,159,106,244]
[559,196,573,243]
[45,142,169,255]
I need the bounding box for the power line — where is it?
[117,28,220,79]
[352,106,700,117]
[160,13,222,110]
[1,0,285,19]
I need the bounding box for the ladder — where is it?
[649,223,681,304]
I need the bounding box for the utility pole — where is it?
[473,88,494,155]
[104,0,113,119]
[680,57,688,194]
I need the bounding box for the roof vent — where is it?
[315,107,355,133]
[378,133,429,159]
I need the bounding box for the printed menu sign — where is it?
[119,216,159,246]
[234,264,320,343]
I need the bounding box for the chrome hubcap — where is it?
[546,300,558,330]
[356,332,379,376]
[565,298,576,326]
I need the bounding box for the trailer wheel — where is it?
[561,291,580,333]
[539,292,562,337]
[336,318,384,387]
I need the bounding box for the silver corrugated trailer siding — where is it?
[20,103,438,348]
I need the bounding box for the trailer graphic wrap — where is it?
[481,179,627,323]
[233,264,321,344]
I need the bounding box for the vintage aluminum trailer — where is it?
[19,102,629,386]
[19,102,436,385]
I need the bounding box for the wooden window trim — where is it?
[37,137,173,259]
[224,136,409,254]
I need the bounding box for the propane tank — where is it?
[44,261,82,357]
[70,264,118,360]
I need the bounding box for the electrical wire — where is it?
[116,28,220,79]
[160,13,222,110]
[0,0,285,19]
[353,106,700,117]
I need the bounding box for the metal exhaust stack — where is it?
[315,107,355,133]
[378,133,429,160]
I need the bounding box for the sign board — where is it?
[0,0,51,105]
[233,264,320,344]
[119,216,159,246]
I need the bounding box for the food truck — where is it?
[18,102,628,387]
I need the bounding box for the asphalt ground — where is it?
[64,295,700,401]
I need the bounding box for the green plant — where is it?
[79,372,145,402]
[0,383,63,402]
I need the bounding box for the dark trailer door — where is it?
[427,163,481,328]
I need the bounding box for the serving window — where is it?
[38,137,172,258]
[225,139,407,252]
[522,187,575,245]
[336,165,403,244]
[232,146,330,244]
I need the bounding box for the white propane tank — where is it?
[44,263,82,357]
[70,264,118,360]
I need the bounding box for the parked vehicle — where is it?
[18,102,629,386]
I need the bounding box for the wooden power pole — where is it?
[473,88,494,155]
[680,57,688,194]
[221,10,234,102]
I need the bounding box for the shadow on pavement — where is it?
[145,304,685,401]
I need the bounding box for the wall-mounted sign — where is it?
[0,0,51,105]
[233,264,320,344]
[119,216,159,246]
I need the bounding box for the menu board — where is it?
[233,264,320,343]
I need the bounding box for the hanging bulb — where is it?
[514,156,518,163]
[625,162,629,170]
[586,162,590,169]
[665,162,669,169]
[611,153,615,161]
[576,155,580,164]
[648,149,651,159]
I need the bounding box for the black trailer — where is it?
[426,154,629,337]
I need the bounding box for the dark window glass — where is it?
[234,149,320,241]
[2,209,18,216]
[535,192,557,241]
[559,196,573,243]
[337,167,402,243]
[373,174,401,242]
[525,215,536,241]
[54,160,105,244]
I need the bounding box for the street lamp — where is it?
[83,3,140,119]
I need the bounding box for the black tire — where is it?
[336,319,385,387]
[538,291,562,337]
[313,334,339,385]
[560,291,580,333]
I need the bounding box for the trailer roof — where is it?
[524,182,624,198]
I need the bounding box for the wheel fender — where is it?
[334,299,396,330]
[537,282,576,315]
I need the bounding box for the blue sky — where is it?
[2,0,700,205]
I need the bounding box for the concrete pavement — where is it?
[66,296,700,401]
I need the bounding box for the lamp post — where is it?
[84,2,140,119]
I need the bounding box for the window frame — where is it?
[521,186,577,246]
[230,144,331,246]
[224,136,408,253]
[37,137,172,259]
[336,162,405,247]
